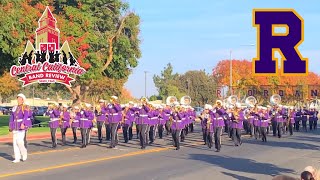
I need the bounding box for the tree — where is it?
[0,72,21,103]
[178,70,217,106]
[212,59,320,104]
[153,63,182,100]
[0,0,141,104]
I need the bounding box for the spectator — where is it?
[301,171,315,180]
[303,166,320,180]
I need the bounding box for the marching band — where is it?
[9,93,320,163]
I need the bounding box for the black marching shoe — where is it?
[99,139,102,143]
[80,144,86,148]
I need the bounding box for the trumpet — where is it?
[95,104,101,115]
[140,97,148,106]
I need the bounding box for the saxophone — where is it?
[59,111,64,127]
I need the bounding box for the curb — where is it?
[0,128,137,143]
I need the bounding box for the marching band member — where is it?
[205,104,214,149]
[171,104,184,150]
[70,106,80,143]
[309,106,318,130]
[301,106,309,132]
[164,104,172,135]
[122,104,131,143]
[46,102,60,148]
[200,107,208,145]
[106,96,122,149]
[270,105,278,137]
[288,107,296,136]
[24,102,33,148]
[9,93,28,163]
[128,101,136,140]
[230,103,243,146]
[213,103,225,152]
[80,103,94,148]
[136,97,150,149]
[275,105,284,138]
[95,99,108,143]
[158,105,166,139]
[180,105,187,142]
[60,104,70,146]
[148,104,159,144]
[260,107,270,142]
[253,106,261,140]
[248,106,255,137]
[266,105,272,134]
[189,106,196,133]
[295,108,302,131]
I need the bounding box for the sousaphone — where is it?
[270,94,281,106]
[166,96,178,106]
[245,96,257,108]
[180,96,191,105]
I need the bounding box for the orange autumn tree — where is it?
[212,59,320,103]
[0,72,21,103]
[121,88,135,103]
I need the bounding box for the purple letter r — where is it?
[253,9,308,75]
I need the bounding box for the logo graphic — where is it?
[252,9,308,76]
[10,6,87,87]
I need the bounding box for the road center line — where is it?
[0,147,170,179]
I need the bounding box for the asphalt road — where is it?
[1,124,320,180]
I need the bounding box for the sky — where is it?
[124,0,320,98]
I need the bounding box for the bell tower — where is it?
[35,6,60,51]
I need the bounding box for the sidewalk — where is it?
[0,127,137,143]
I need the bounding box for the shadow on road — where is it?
[221,172,256,180]
[189,154,294,176]
[289,135,320,144]
[0,152,13,161]
[244,138,320,150]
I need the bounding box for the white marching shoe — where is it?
[22,155,27,161]
[12,159,20,163]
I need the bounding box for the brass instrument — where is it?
[140,97,149,106]
[180,96,191,105]
[232,108,240,123]
[270,94,281,106]
[245,96,257,108]
[59,111,64,126]
[215,100,223,108]
[95,104,102,115]
[226,95,238,109]
[309,98,320,111]
[166,96,178,106]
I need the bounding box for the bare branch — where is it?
[100,12,132,73]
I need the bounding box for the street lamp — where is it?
[229,44,255,95]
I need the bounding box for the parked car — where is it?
[1,106,13,115]
[33,106,48,116]
[194,106,204,117]
[0,107,10,115]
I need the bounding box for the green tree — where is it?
[0,0,141,104]
[178,70,217,106]
[153,63,182,100]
